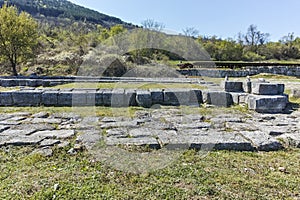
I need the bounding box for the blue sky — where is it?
[69,0,300,41]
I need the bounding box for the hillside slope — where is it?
[0,0,136,28]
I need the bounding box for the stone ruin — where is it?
[0,76,290,113]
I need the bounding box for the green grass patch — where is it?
[49,82,206,90]
[0,147,299,199]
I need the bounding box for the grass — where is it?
[49,82,207,90]
[0,146,299,199]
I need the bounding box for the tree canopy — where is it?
[0,4,38,76]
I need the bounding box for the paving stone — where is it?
[100,121,138,129]
[12,123,55,133]
[31,112,50,118]
[0,129,35,136]
[105,137,160,149]
[240,131,284,151]
[0,120,22,126]
[6,136,44,146]
[0,125,10,133]
[31,130,75,139]
[106,128,128,138]
[39,139,61,147]
[76,131,102,150]
[31,118,62,124]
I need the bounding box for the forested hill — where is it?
[0,0,136,28]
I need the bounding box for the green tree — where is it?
[0,5,38,76]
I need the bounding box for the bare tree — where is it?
[141,19,165,32]
[244,24,270,52]
[182,27,199,38]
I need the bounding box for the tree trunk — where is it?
[10,60,18,76]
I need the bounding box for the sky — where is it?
[69,0,300,41]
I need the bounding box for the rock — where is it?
[206,91,233,107]
[105,137,160,149]
[6,136,44,146]
[32,147,53,157]
[42,91,58,106]
[150,89,164,105]
[247,95,288,113]
[32,112,49,118]
[136,90,152,108]
[222,81,244,92]
[57,91,73,106]
[0,125,10,133]
[39,139,61,147]
[67,148,77,155]
[12,90,42,106]
[31,118,62,124]
[0,91,14,106]
[291,89,300,98]
[31,130,75,139]
[251,83,284,95]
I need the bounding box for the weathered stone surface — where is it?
[222,81,244,92]
[252,83,284,95]
[39,139,61,147]
[32,147,53,157]
[76,131,102,150]
[31,130,75,139]
[31,118,62,124]
[136,90,152,108]
[6,136,44,146]
[206,91,233,107]
[12,91,42,106]
[125,89,137,106]
[240,131,283,151]
[150,89,164,105]
[0,125,9,133]
[42,91,58,106]
[111,89,126,107]
[0,129,35,136]
[102,89,112,106]
[57,91,73,106]
[0,92,14,106]
[248,95,288,113]
[106,137,160,149]
[164,89,190,106]
[231,93,249,104]
[189,89,203,105]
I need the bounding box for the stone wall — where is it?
[178,66,300,77]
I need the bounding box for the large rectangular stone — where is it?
[42,91,58,106]
[95,90,104,106]
[207,91,233,107]
[102,89,112,106]
[136,90,152,108]
[150,89,164,105]
[12,90,42,106]
[163,89,191,106]
[189,89,203,105]
[0,91,14,106]
[222,81,244,92]
[111,89,126,107]
[247,95,288,113]
[124,89,137,106]
[252,83,284,95]
[57,91,73,106]
[231,93,249,105]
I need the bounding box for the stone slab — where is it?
[240,131,283,151]
[136,90,152,108]
[248,95,288,113]
[12,91,42,106]
[0,92,14,106]
[105,137,160,149]
[31,130,75,139]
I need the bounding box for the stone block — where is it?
[252,83,283,95]
[42,91,58,106]
[124,89,137,106]
[136,90,152,108]
[111,89,126,107]
[189,89,203,105]
[206,91,233,107]
[0,92,14,106]
[95,90,104,106]
[222,81,244,92]
[12,90,42,106]
[57,91,73,106]
[150,89,164,105]
[243,81,252,93]
[231,93,249,104]
[102,89,112,106]
[72,91,88,106]
[163,89,190,106]
[247,95,288,113]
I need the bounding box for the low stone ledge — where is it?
[252,83,285,95]
[206,91,233,107]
